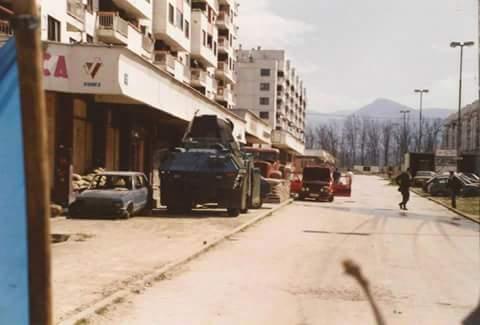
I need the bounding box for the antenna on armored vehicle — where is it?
[182,109,200,142]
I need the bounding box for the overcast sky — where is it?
[237,0,479,113]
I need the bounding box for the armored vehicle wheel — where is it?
[227,208,240,217]
[240,181,249,214]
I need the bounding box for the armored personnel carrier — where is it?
[160,115,264,217]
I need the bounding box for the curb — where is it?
[58,199,294,325]
[411,189,479,225]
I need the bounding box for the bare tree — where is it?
[381,122,395,167]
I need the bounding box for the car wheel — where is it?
[328,195,334,202]
[122,204,134,219]
[227,208,240,217]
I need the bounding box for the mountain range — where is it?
[306,98,454,126]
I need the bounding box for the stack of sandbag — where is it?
[264,179,291,204]
[72,167,106,192]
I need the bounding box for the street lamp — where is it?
[414,89,429,152]
[450,41,475,155]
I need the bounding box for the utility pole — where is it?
[11,1,53,324]
[414,89,429,152]
[400,110,410,156]
[450,41,475,156]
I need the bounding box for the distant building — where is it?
[442,100,480,174]
[235,48,306,161]
[443,101,480,154]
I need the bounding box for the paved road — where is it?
[89,175,480,325]
[51,204,278,322]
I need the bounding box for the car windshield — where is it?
[303,168,331,181]
[90,175,133,190]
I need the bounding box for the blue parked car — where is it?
[69,172,151,219]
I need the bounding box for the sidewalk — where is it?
[51,205,284,323]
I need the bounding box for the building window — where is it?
[213,41,217,55]
[260,111,269,119]
[260,83,270,91]
[185,20,190,39]
[47,16,61,42]
[168,4,175,24]
[176,9,183,30]
[202,30,206,46]
[86,34,93,43]
[259,97,270,105]
[260,68,271,77]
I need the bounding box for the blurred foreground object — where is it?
[343,259,386,325]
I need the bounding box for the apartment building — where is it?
[235,48,307,159]
[443,100,480,174]
[0,0,268,206]
[215,0,237,109]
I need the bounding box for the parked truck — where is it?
[403,152,435,177]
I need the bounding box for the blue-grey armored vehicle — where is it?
[160,115,267,217]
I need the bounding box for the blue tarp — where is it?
[0,38,30,324]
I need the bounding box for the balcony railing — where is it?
[142,35,154,53]
[67,0,86,22]
[218,36,230,50]
[191,69,208,84]
[0,20,12,35]
[154,52,176,70]
[217,11,233,28]
[98,12,128,37]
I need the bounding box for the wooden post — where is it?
[12,1,53,324]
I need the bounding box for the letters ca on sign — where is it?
[43,52,69,79]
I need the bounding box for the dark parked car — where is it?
[298,166,334,202]
[69,172,151,219]
[426,174,480,197]
[412,170,436,187]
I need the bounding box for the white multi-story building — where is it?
[214,0,237,109]
[0,0,270,206]
[235,48,306,157]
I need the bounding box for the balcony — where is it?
[215,61,235,84]
[112,0,152,19]
[154,51,186,82]
[218,36,232,54]
[152,0,190,52]
[191,10,218,68]
[142,35,154,53]
[216,11,234,31]
[216,86,234,105]
[66,0,85,31]
[97,12,128,45]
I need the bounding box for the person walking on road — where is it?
[447,171,462,209]
[396,168,412,210]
